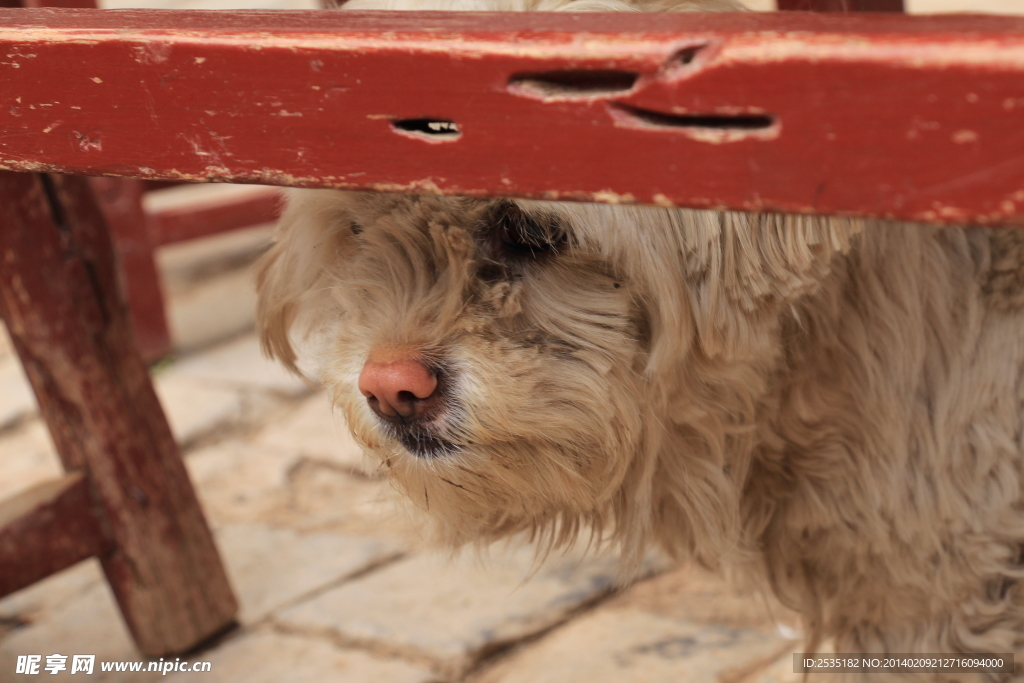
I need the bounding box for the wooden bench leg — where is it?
[90,177,172,362]
[0,172,237,656]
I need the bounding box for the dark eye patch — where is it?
[486,201,565,259]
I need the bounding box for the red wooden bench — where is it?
[13,0,282,364]
[1,0,1021,656]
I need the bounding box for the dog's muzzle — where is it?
[358,354,459,458]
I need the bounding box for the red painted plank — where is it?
[0,473,114,598]
[152,186,280,245]
[777,0,903,11]
[23,0,96,7]
[0,9,1022,225]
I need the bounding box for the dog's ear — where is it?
[256,189,352,373]
[682,211,862,360]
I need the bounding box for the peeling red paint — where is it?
[0,9,1022,225]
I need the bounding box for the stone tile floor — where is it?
[0,186,805,682]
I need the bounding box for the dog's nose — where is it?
[358,357,438,421]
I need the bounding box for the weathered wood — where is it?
[777,0,903,11]
[0,473,114,598]
[90,177,171,361]
[22,0,94,7]
[0,172,237,655]
[152,185,280,245]
[0,9,1021,225]
[26,0,261,361]
[29,0,172,362]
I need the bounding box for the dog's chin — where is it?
[376,409,464,459]
[391,427,462,459]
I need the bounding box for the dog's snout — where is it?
[359,357,438,421]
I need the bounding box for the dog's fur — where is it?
[256,0,1024,675]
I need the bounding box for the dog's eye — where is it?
[349,220,363,236]
[488,202,565,258]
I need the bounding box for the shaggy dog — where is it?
[256,0,1024,676]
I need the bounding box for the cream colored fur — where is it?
[256,0,1024,677]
